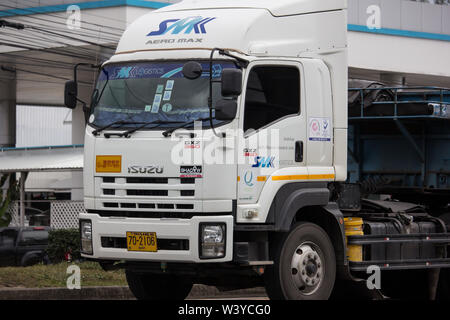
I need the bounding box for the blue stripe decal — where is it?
[161,67,183,78]
[348,24,450,42]
[0,0,170,17]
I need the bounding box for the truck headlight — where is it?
[199,223,226,259]
[80,220,93,255]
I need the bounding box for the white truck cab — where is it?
[67,0,349,300]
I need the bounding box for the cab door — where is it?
[237,60,307,205]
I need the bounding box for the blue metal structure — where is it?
[347,86,450,205]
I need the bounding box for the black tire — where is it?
[42,254,51,265]
[125,269,193,300]
[264,222,336,300]
[21,254,41,267]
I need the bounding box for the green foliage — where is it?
[46,228,81,263]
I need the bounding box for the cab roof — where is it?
[157,0,347,17]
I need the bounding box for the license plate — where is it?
[126,232,157,252]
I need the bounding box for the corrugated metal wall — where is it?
[16,105,72,147]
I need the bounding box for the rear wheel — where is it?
[125,270,193,300]
[265,222,336,300]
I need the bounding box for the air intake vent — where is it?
[104,203,119,208]
[103,189,115,195]
[126,177,168,184]
[127,190,168,196]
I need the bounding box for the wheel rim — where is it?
[290,242,323,296]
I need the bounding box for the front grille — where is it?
[102,202,195,210]
[176,204,194,210]
[104,202,119,208]
[121,203,136,209]
[99,176,196,202]
[103,189,115,195]
[91,210,229,219]
[138,203,156,209]
[126,190,168,196]
[101,237,189,251]
[126,177,168,184]
[180,190,195,197]
[157,203,174,209]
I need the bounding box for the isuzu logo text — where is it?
[128,166,164,174]
[147,16,216,36]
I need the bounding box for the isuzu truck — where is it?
[64,0,450,300]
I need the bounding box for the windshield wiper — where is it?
[105,120,185,138]
[92,120,140,136]
[162,118,210,137]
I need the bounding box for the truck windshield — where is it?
[89,61,237,129]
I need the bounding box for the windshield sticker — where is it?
[156,84,164,94]
[165,80,174,90]
[153,94,162,104]
[151,94,162,113]
[163,91,172,101]
[162,103,172,113]
[151,104,160,113]
[145,105,152,112]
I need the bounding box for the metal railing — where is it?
[348,86,450,120]
[7,200,85,229]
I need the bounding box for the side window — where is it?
[243,66,300,132]
[18,230,49,246]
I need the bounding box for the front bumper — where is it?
[79,212,234,263]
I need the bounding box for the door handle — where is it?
[295,141,303,162]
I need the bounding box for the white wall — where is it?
[348,31,450,79]
[16,105,72,147]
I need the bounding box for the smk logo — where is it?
[148,16,216,36]
[116,67,133,79]
[244,171,254,187]
[252,156,275,168]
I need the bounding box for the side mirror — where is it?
[182,61,203,80]
[221,69,242,97]
[215,99,237,121]
[64,80,78,109]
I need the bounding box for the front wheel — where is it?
[125,270,193,300]
[265,222,336,300]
